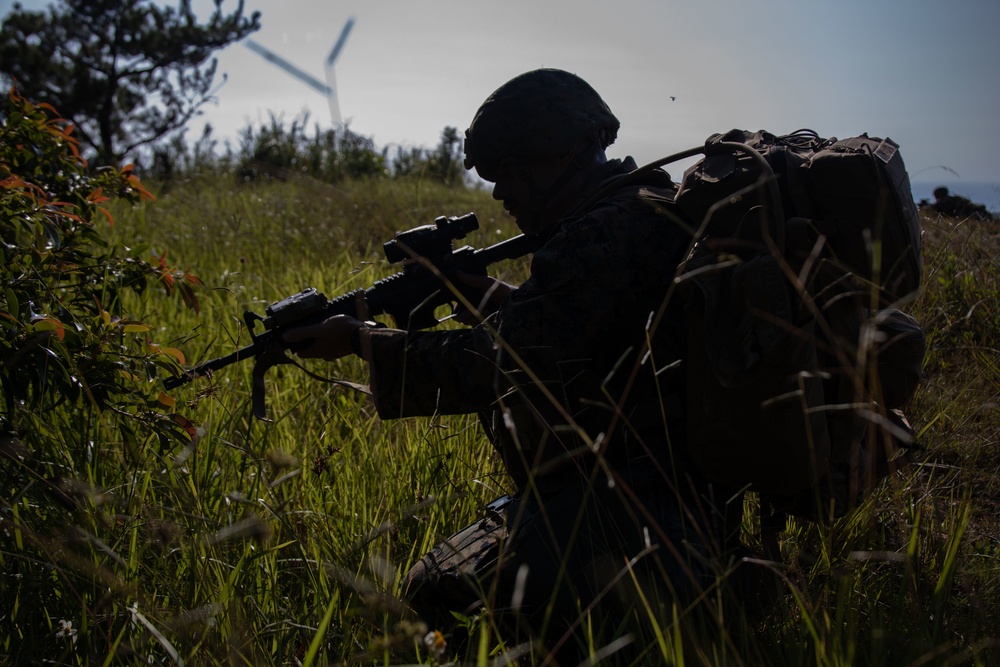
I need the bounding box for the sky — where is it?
[2,0,999,189]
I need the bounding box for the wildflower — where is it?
[424,629,446,661]
[56,619,78,645]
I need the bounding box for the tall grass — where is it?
[4,168,999,665]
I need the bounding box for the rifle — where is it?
[163,213,538,420]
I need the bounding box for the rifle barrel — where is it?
[163,341,261,389]
[468,234,539,265]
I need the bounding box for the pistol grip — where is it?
[250,342,295,421]
[251,360,271,421]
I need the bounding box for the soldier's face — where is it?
[490,156,572,235]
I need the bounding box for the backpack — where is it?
[663,129,926,522]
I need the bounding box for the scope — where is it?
[382,213,479,264]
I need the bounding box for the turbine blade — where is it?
[326,17,355,67]
[245,39,333,97]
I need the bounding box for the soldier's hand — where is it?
[283,315,363,361]
[453,271,515,325]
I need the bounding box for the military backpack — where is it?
[633,129,926,522]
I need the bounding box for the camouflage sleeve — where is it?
[366,325,504,419]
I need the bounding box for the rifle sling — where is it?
[287,356,372,396]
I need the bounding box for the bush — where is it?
[0,86,202,662]
[139,114,472,189]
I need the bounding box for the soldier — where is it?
[284,69,747,662]
[926,185,994,220]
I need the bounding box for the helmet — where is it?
[933,186,949,198]
[463,69,620,181]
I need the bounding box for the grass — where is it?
[3,169,999,665]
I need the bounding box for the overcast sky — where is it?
[3,0,999,185]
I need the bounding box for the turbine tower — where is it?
[324,17,355,127]
[244,17,355,127]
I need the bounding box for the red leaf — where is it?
[171,413,198,439]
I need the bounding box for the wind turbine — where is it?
[244,17,355,127]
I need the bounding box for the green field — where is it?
[4,159,1000,665]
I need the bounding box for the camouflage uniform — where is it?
[368,157,690,488]
[366,157,727,652]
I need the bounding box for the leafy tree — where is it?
[0,0,260,166]
[391,126,467,186]
[426,125,466,186]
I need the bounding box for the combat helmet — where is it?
[464,68,620,181]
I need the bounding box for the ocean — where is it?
[910,180,1000,214]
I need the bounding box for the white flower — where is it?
[56,619,78,645]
